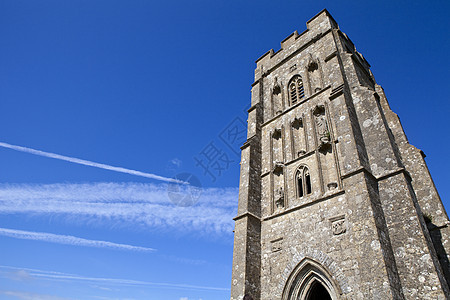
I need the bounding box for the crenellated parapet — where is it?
[254,9,338,81]
[232,9,449,300]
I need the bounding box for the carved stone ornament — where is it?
[272,77,281,95]
[291,117,303,129]
[271,238,283,252]
[313,105,331,151]
[272,129,282,139]
[327,182,338,191]
[275,187,285,209]
[273,162,284,175]
[331,218,346,235]
[307,53,319,72]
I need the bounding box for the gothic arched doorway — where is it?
[305,280,332,300]
[281,258,339,300]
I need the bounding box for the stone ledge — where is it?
[329,83,344,100]
[324,50,338,62]
[240,133,260,150]
[263,189,345,221]
[341,165,410,183]
[261,85,331,128]
[233,211,261,222]
[251,77,262,87]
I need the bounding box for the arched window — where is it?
[289,75,305,105]
[296,166,312,198]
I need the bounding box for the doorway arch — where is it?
[282,258,340,300]
[303,279,332,300]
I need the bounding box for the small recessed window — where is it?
[289,75,305,106]
[296,166,312,198]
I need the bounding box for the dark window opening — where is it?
[290,84,298,104]
[297,166,312,198]
[305,173,312,194]
[298,84,305,98]
[298,177,303,198]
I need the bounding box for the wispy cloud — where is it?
[0,289,70,300]
[170,158,182,168]
[0,182,238,236]
[0,141,184,184]
[159,254,207,266]
[5,269,31,282]
[0,266,230,292]
[0,228,155,252]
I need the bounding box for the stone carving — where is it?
[327,182,338,191]
[331,218,346,235]
[313,105,331,151]
[272,77,281,95]
[272,129,284,168]
[307,53,319,72]
[272,77,283,115]
[289,64,297,72]
[307,53,322,93]
[273,162,284,175]
[292,117,302,129]
[271,238,283,252]
[291,117,305,158]
[275,187,285,209]
[272,128,282,139]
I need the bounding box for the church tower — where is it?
[231,9,450,300]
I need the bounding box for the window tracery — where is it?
[289,75,305,105]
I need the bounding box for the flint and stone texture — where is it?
[231,9,450,300]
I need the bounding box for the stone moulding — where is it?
[329,84,344,100]
[261,85,332,128]
[260,150,316,179]
[263,190,345,221]
[278,253,348,299]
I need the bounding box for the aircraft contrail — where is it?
[0,141,184,184]
[0,265,230,291]
[0,227,156,252]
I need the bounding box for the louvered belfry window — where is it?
[289,75,305,105]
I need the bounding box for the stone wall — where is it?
[231,9,450,300]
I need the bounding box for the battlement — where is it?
[233,10,450,300]
[255,9,338,73]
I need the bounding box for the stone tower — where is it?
[231,9,450,300]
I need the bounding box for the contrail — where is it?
[0,227,156,252]
[0,141,185,184]
[0,265,230,292]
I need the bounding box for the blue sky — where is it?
[0,1,449,299]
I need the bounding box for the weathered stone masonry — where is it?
[231,9,450,300]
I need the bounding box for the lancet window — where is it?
[289,75,305,105]
[296,165,312,198]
